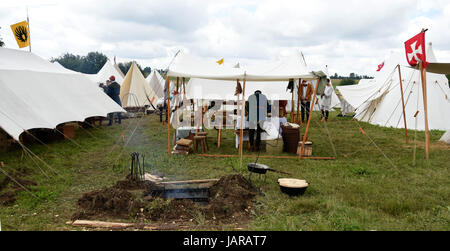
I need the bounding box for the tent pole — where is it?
[182,77,186,99]
[173,77,179,145]
[397,65,409,144]
[239,76,247,158]
[299,77,320,159]
[291,88,295,123]
[419,61,430,160]
[167,77,171,155]
[296,79,301,124]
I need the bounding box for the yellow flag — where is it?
[216,58,224,65]
[10,21,30,48]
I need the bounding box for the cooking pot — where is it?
[278,178,308,196]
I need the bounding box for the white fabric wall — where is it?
[86,60,124,85]
[0,48,125,141]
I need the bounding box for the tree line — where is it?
[50,51,154,77]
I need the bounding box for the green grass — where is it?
[0,112,448,231]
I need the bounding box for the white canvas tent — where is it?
[186,78,292,101]
[167,51,324,81]
[146,69,165,99]
[0,48,125,141]
[120,61,158,108]
[440,130,450,144]
[347,45,450,131]
[86,59,125,85]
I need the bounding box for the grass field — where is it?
[0,111,448,231]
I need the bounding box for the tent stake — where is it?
[420,61,430,160]
[397,65,409,144]
[299,78,320,159]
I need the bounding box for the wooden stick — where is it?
[167,77,171,155]
[217,128,221,148]
[173,77,180,146]
[199,154,335,160]
[68,220,190,230]
[397,65,409,144]
[160,179,219,185]
[291,88,295,122]
[420,61,430,159]
[299,78,320,160]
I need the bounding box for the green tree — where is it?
[79,52,108,74]
[143,67,152,78]
[51,53,83,72]
[51,51,108,74]
[339,79,356,86]
[118,61,145,76]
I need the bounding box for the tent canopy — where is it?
[120,61,158,108]
[0,48,125,141]
[146,69,165,99]
[86,59,125,85]
[186,78,292,101]
[167,51,325,81]
[338,44,450,131]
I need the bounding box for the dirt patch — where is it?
[204,175,257,220]
[0,175,37,205]
[112,174,147,190]
[72,174,258,226]
[72,187,144,220]
[0,191,17,205]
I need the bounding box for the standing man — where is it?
[105,75,122,125]
[245,90,271,152]
[320,79,334,122]
[298,80,313,124]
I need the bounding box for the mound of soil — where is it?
[205,175,257,220]
[112,175,147,190]
[72,174,258,226]
[72,187,143,220]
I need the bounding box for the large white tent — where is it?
[0,48,125,141]
[186,78,292,101]
[145,69,165,99]
[120,61,158,108]
[167,51,324,81]
[341,45,450,131]
[440,130,450,144]
[86,59,125,85]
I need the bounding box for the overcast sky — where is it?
[1,0,449,76]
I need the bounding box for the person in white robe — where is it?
[320,79,334,122]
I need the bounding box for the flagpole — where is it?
[27,7,31,52]
[419,61,430,160]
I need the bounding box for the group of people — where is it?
[100,75,122,126]
[298,78,334,123]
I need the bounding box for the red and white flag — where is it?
[376,62,384,72]
[404,31,428,68]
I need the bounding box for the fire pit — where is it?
[144,179,218,204]
[151,187,210,203]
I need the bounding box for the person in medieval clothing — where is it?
[298,80,313,123]
[245,90,271,152]
[320,78,334,122]
[105,75,122,125]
